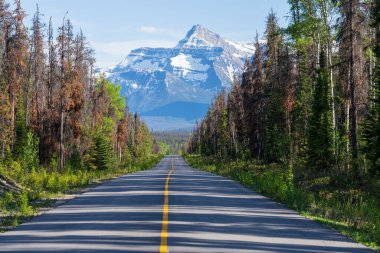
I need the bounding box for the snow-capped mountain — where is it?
[105,24,254,130]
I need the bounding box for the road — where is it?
[0,155,375,253]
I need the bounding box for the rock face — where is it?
[104,24,254,130]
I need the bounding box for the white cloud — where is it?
[139,26,182,38]
[90,40,177,68]
[140,26,158,33]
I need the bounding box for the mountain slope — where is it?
[141,101,209,121]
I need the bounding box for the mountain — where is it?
[104,24,254,130]
[142,101,210,121]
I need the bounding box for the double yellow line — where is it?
[160,158,174,253]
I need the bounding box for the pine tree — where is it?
[116,114,128,161]
[29,5,45,162]
[362,0,380,175]
[241,34,264,159]
[263,11,289,163]
[40,17,59,163]
[214,90,228,157]
[6,0,29,140]
[307,51,334,173]
[287,0,321,161]
[227,76,244,157]
[13,99,27,160]
[91,134,113,170]
[335,0,368,165]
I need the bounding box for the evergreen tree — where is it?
[307,51,334,173]
[242,34,264,159]
[92,134,113,170]
[263,11,289,163]
[362,0,380,175]
[286,0,319,160]
[227,76,244,157]
[13,99,27,160]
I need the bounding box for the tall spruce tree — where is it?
[307,51,334,173]
[263,11,289,163]
[362,0,380,175]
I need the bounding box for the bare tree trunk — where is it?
[25,87,29,126]
[10,95,14,134]
[59,99,64,170]
[349,0,358,160]
[320,0,337,159]
[1,115,5,158]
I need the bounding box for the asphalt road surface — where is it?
[0,155,375,253]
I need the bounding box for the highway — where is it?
[0,155,374,253]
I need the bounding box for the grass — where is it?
[184,154,380,252]
[0,154,163,232]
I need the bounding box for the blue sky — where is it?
[18,0,290,68]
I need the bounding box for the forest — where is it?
[153,130,191,155]
[0,0,161,229]
[186,0,380,250]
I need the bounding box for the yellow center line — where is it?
[160,158,174,253]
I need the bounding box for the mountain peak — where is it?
[188,24,209,35]
[176,24,220,48]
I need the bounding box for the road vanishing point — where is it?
[0,155,375,253]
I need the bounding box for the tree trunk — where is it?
[349,0,358,160]
[59,101,64,170]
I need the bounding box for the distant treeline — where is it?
[154,130,191,155]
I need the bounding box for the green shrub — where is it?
[21,131,39,170]
[16,190,32,215]
[70,147,82,170]
[1,192,15,213]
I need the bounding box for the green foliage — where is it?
[88,134,114,170]
[21,131,40,170]
[160,142,169,155]
[307,52,334,172]
[264,91,290,162]
[105,81,126,120]
[12,100,39,170]
[17,190,32,214]
[132,121,154,159]
[362,105,380,175]
[100,116,117,135]
[69,146,82,170]
[13,100,28,160]
[1,192,16,213]
[263,11,290,163]
[0,190,32,216]
[362,0,380,176]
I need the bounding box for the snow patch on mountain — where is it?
[225,40,255,56]
[171,53,209,72]
[131,59,161,71]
